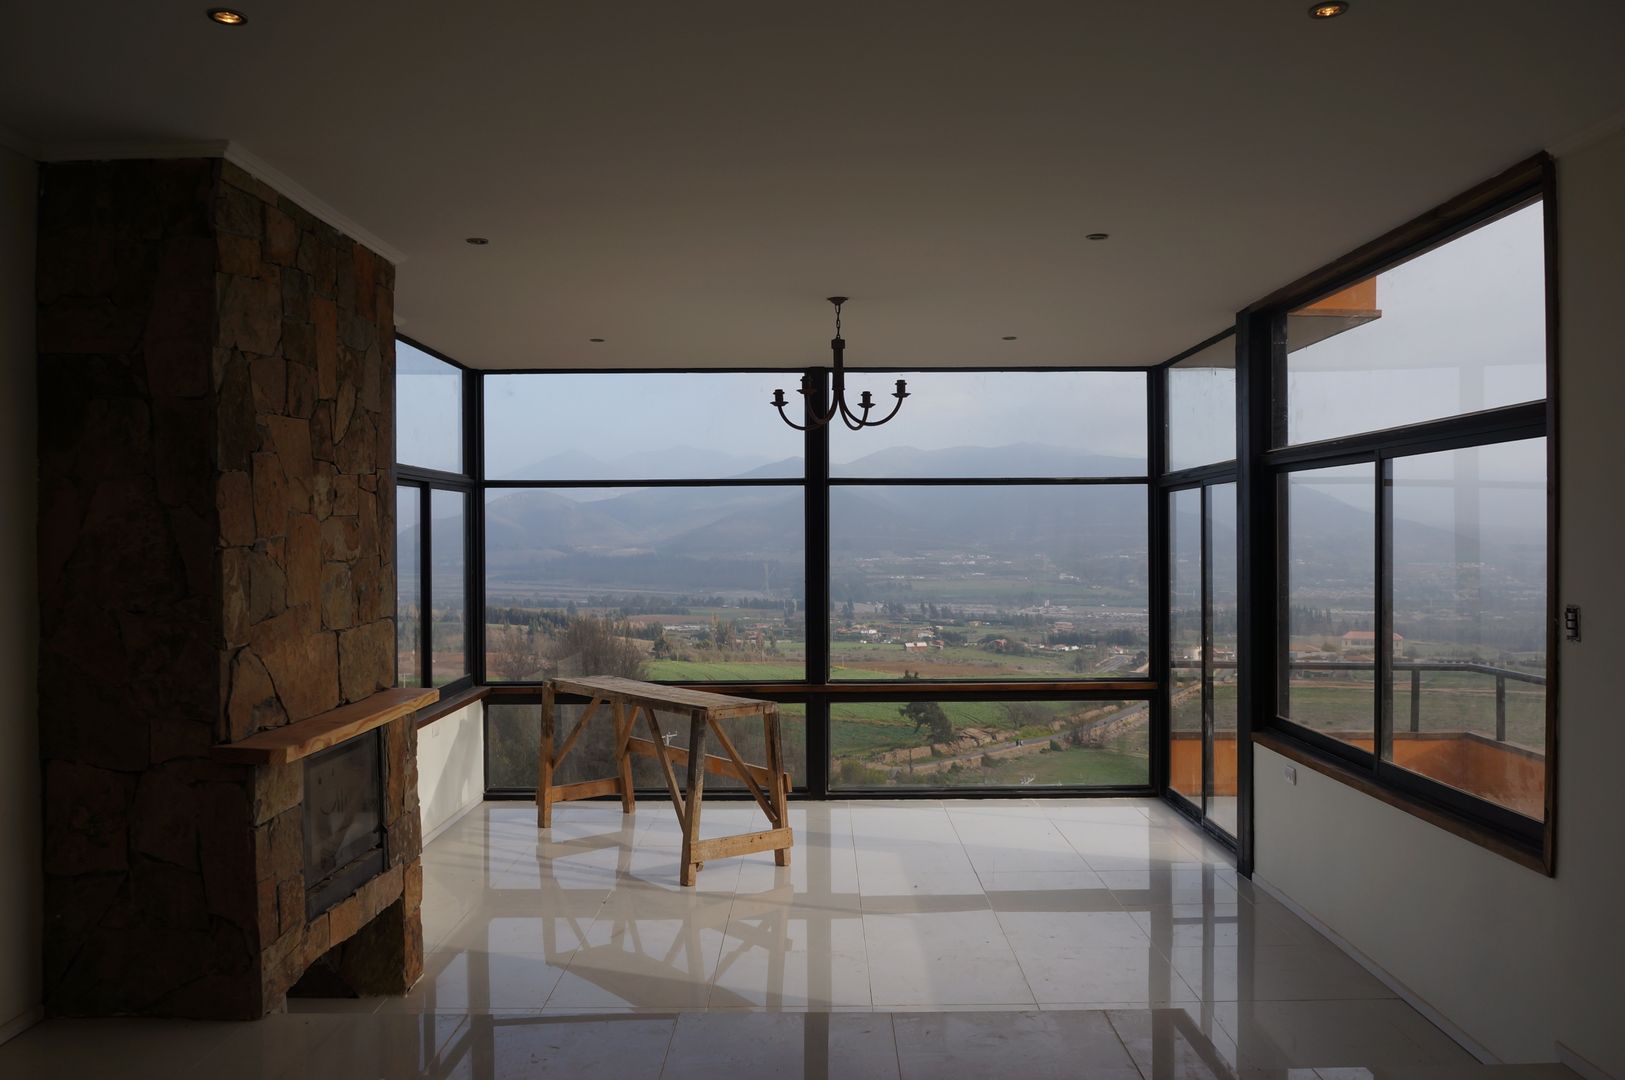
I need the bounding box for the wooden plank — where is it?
[551,696,602,766]
[690,827,794,863]
[679,709,709,887]
[642,714,686,823]
[547,777,623,803]
[537,683,555,828]
[617,702,637,815]
[211,688,438,765]
[549,676,768,719]
[625,738,781,788]
[707,714,777,825]
[765,704,791,867]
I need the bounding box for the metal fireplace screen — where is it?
[303,730,387,920]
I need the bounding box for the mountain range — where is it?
[408,443,1537,594]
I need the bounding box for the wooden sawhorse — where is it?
[537,676,792,886]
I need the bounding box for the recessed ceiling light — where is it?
[1002,336,1018,341]
[465,237,489,246]
[1308,1,1349,18]
[206,8,248,25]
[589,338,605,343]
[1086,233,1109,241]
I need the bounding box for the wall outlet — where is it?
[1284,764,1298,785]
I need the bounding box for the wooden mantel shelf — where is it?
[212,687,440,766]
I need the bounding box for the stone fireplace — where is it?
[36,156,425,1018]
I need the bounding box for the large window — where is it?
[1256,169,1554,865]
[482,373,807,686]
[1159,332,1241,842]
[395,339,475,691]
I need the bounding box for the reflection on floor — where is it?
[0,799,1580,1079]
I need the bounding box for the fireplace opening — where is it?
[303,731,387,920]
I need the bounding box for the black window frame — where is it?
[1153,330,1246,859]
[394,334,479,699]
[1240,154,1559,874]
[472,363,1161,800]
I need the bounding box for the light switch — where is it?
[1284,765,1298,785]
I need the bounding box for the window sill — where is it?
[1252,728,1552,876]
[416,684,489,728]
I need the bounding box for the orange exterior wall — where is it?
[1172,732,1543,819]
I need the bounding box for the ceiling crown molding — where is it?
[34,138,406,266]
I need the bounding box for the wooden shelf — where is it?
[212,687,439,765]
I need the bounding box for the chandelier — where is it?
[771,297,910,431]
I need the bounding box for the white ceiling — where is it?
[4,1,1625,371]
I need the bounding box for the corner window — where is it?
[1261,181,1553,858]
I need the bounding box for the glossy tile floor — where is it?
[0,799,1581,1079]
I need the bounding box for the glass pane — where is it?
[484,487,805,681]
[487,700,807,793]
[430,490,468,684]
[397,341,464,473]
[483,373,803,481]
[1168,488,1203,806]
[1167,337,1236,471]
[1209,483,1239,837]
[1285,202,1546,445]
[1283,464,1375,751]
[396,485,420,686]
[1387,439,1546,820]
[830,371,1147,476]
[829,485,1148,680]
[830,699,1149,789]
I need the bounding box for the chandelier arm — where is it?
[843,393,878,430]
[863,393,908,427]
[773,401,810,431]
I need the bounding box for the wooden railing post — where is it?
[1495,675,1507,742]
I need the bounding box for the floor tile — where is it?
[892,1010,1141,1080]
[661,1011,900,1079]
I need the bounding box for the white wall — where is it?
[1549,123,1625,1080]
[0,143,40,1043]
[1254,125,1625,1076]
[418,703,485,842]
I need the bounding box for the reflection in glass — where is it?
[829,485,1148,680]
[431,490,468,684]
[1167,337,1236,471]
[1283,464,1375,751]
[830,700,1149,789]
[1387,439,1546,820]
[484,487,805,682]
[397,341,463,473]
[397,485,419,686]
[830,371,1148,476]
[1285,202,1546,445]
[483,373,803,481]
[1168,488,1203,806]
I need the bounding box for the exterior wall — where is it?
[36,157,411,1018]
[1252,124,1625,1075]
[418,703,485,842]
[0,144,41,1042]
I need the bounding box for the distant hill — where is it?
[413,442,1530,594]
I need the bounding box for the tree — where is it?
[901,701,953,746]
[558,614,647,679]
[489,621,546,682]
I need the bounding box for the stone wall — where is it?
[36,158,416,1018]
